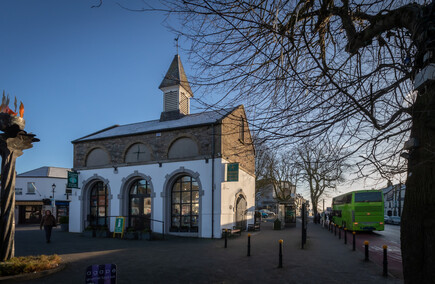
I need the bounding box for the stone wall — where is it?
[73,106,255,176]
[73,124,222,169]
[219,105,255,176]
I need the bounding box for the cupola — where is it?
[159,55,193,121]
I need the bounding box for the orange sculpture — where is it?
[0,91,24,118]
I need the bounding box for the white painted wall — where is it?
[219,159,255,237]
[69,157,255,239]
[15,177,68,202]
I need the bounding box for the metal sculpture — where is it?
[0,93,39,261]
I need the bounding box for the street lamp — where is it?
[51,183,56,214]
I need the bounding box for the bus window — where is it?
[354,192,382,202]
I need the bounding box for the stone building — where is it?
[68,55,255,238]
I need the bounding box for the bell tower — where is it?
[159,55,193,121]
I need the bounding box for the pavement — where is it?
[6,220,403,284]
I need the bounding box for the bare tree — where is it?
[256,148,299,203]
[297,141,346,216]
[106,0,435,281]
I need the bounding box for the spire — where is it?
[159,55,193,96]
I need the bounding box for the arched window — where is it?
[129,179,151,230]
[170,175,199,232]
[89,182,108,227]
[125,143,151,163]
[86,148,110,167]
[168,137,198,159]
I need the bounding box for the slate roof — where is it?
[73,107,238,143]
[159,55,193,96]
[18,167,70,178]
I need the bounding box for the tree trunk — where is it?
[401,80,435,282]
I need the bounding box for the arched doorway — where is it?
[235,195,247,230]
[129,179,151,230]
[89,181,108,227]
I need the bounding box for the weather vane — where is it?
[175,36,180,55]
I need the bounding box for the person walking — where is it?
[40,210,57,243]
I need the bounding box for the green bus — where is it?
[332,190,384,231]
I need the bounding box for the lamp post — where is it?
[51,183,56,216]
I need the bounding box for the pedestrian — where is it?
[40,210,57,243]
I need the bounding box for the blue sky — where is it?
[0,0,193,173]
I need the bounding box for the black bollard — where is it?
[338,226,341,239]
[352,232,356,251]
[334,224,337,236]
[224,229,228,248]
[278,240,283,268]
[364,241,369,261]
[247,234,251,256]
[383,245,388,277]
[344,228,347,244]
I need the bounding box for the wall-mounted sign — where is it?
[67,171,79,188]
[227,163,239,182]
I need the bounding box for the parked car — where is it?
[259,209,275,218]
[390,216,401,225]
[384,215,390,223]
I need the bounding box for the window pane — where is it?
[131,205,139,216]
[182,176,191,182]
[91,195,97,206]
[172,182,181,192]
[27,182,36,193]
[98,196,106,206]
[143,197,151,215]
[192,204,199,215]
[355,192,382,202]
[172,191,180,203]
[98,207,106,217]
[181,182,190,192]
[172,217,180,226]
[191,216,198,226]
[181,216,190,226]
[172,204,180,215]
[192,191,199,202]
[182,192,191,203]
[137,180,148,195]
[182,205,191,215]
[130,184,137,195]
[98,186,106,195]
[192,182,199,191]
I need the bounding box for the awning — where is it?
[16,201,43,206]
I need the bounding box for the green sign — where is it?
[227,163,239,182]
[67,171,79,188]
[114,217,125,234]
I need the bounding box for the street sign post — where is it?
[113,217,125,239]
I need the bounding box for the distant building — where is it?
[381,182,405,217]
[15,166,71,224]
[256,180,296,211]
[68,55,255,238]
